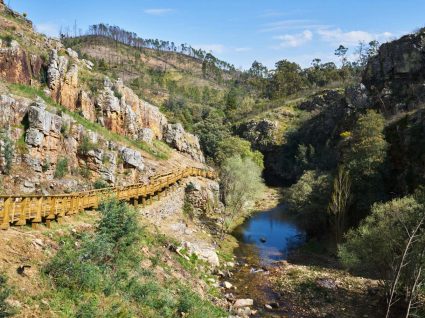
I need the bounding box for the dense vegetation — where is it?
[65,29,380,171]
[43,198,225,318]
[279,57,425,317]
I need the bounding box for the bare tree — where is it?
[386,214,425,318]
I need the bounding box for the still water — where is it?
[233,204,305,265]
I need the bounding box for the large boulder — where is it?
[0,95,32,127]
[298,90,343,112]
[28,103,62,135]
[164,123,205,163]
[138,127,154,144]
[182,241,220,267]
[119,147,144,171]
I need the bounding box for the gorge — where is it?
[1,1,425,317]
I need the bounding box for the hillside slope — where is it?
[0,1,209,195]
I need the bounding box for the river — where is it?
[230,203,306,317]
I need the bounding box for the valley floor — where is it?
[226,188,390,318]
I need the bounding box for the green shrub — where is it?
[286,170,332,236]
[97,199,139,248]
[44,237,104,291]
[182,197,194,219]
[41,159,50,172]
[44,198,224,317]
[15,134,27,155]
[113,91,123,100]
[339,194,425,277]
[93,179,109,189]
[339,192,425,316]
[220,156,265,233]
[76,297,99,318]
[60,123,70,138]
[54,157,68,178]
[1,35,14,46]
[78,135,97,156]
[178,288,224,318]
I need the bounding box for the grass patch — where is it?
[9,83,170,160]
[0,273,15,317]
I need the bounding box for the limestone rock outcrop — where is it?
[0,39,43,85]
[44,48,204,162]
[47,49,79,110]
[363,29,425,113]
[44,48,204,160]
[164,123,205,163]
[298,90,344,112]
[120,147,144,171]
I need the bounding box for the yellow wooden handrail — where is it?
[0,167,217,230]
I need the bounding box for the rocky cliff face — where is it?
[0,39,43,85]
[0,1,205,166]
[0,93,204,195]
[43,48,204,163]
[363,29,425,114]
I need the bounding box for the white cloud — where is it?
[317,28,393,45]
[144,8,174,16]
[274,30,313,48]
[194,44,225,54]
[36,23,60,37]
[259,10,284,18]
[234,47,252,52]
[259,19,329,33]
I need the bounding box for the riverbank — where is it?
[224,187,388,318]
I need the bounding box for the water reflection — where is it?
[233,204,305,265]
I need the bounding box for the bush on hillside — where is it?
[54,157,68,178]
[44,198,225,317]
[215,136,264,168]
[339,191,425,316]
[219,156,265,234]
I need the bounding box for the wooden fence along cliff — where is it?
[0,167,216,230]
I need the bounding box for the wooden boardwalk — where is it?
[0,167,216,230]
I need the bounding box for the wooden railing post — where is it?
[32,197,42,229]
[16,198,28,226]
[1,198,12,230]
[46,197,56,228]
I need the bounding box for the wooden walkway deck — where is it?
[0,167,216,230]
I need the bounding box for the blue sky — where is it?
[8,0,425,69]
